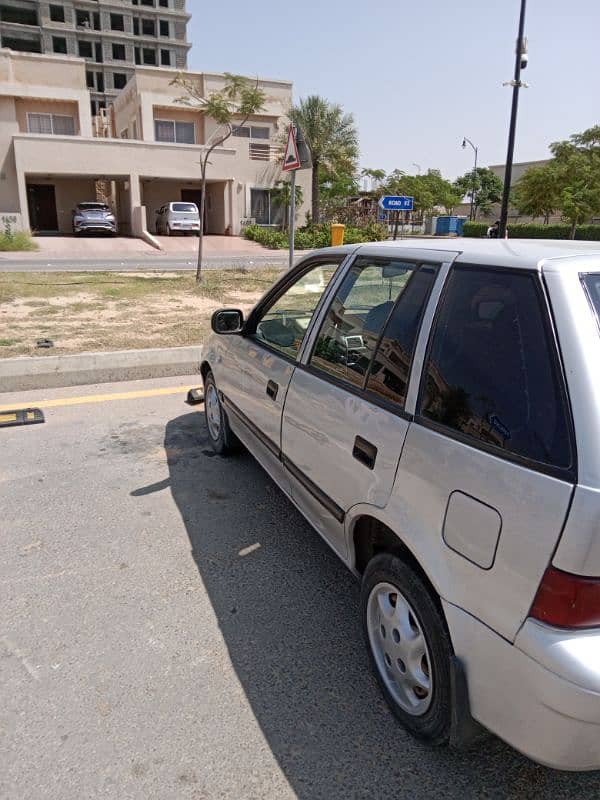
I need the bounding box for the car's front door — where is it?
[217,257,343,488]
[281,254,441,559]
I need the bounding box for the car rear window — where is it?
[172,203,197,213]
[582,274,600,325]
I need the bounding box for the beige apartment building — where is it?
[0,0,191,115]
[0,48,311,241]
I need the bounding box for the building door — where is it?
[27,185,58,233]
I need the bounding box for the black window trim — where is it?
[242,253,349,365]
[304,257,441,417]
[415,262,578,483]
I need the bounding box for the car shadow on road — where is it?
[164,411,600,799]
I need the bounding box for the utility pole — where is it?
[499,0,528,238]
[462,138,478,221]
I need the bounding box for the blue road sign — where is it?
[379,195,414,212]
[378,213,387,221]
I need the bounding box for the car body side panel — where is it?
[384,424,573,641]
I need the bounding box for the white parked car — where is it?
[155,202,200,235]
[202,239,600,771]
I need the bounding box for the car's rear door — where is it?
[216,256,345,488]
[281,250,445,559]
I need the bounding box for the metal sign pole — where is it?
[289,169,296,270]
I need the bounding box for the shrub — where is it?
[243,221,388,250]
[463,221,600,240]
[0,228,38,251]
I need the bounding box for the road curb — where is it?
[0,346,203,393]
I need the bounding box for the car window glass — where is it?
[310,258,416,389]
[255,262,338,358]
[419,266,572,469]
[366,264,438,408]
[582,273,600,329]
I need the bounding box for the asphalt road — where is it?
[2,377,600,799]
[0,254,289,272]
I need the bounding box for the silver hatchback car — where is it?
[202,239,600,771]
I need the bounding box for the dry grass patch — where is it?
[0,269,282,357]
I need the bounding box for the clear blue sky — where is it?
[187,0,600,180]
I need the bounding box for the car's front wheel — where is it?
[203,371,238,455]
[361,553,453,745]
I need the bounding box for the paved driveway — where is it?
[1,378,599,799]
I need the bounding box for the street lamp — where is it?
[462,137,478,221]
[412,162,422,175]
[499,0,529,238]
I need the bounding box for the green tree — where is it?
[454,167,503,219]
[289,96,359,223]
[270,179,304,231]
[550,126,600,238]
[382,169,460,218]
[512,163,560,224]
[172,72,265,280]
[361,168,386,193]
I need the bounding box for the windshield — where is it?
[78,203,109,211]
[172,203,198,213]
[582,274,600,325]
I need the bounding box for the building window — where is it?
[233,125,270,139]
[159,19,169,36]
[28,113,75,136]
[0,5,38,24]
[142,48,156,65]
[133,18,139,35]
[49,5,65,23]
[154,120,195,144]
[110,13,125,31]
[86,71,94,88]
[250,189,283,226]
[159,0,169,6]
[76,9,91,27]
[142,18,155,35]
[96,72,105,92]
[249,143,270,161]
[52,36,67,54]
[113,73,127,90]
[78,40,93,58]
[95,41,103,62]
[134,47,141,65]
[112,43,126,60]
[141,0,155,6]
[160,49,170,66]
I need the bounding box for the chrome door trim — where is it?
[404,259,455,415]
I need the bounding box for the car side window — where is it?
[309,257,417,390]
[419,266,573,470]
[366,264,438,408]
[254,261,339,359]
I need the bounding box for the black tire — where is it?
[203,370,238,455]
[166,225,171,237]
[361,553,453,745]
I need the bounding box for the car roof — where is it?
[313,238,600,273]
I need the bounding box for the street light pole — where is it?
[499,0,528,238]
[462,137,478,221]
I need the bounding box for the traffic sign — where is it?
[282,125,301,171]
[378,213,387,221]
[379,195,414,212]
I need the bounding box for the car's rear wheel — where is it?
[203,371,238,455]
[166,225,172,237]
[361,553,452,745]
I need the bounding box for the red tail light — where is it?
[530,566,600,629]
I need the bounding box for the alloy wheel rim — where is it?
[205,384,221,440]
[367,581,433,715]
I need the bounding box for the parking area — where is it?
[2,377,600,799]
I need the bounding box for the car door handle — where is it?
[266,380,279,401]
[353,436,378,470]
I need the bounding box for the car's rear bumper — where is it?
[444,602,600,770]
[74,223,117,233]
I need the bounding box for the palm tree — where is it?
[270,179,304,231]
[289,96,358,223]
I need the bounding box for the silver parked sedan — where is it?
[202,239,600,771]
[72,202,117,235]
